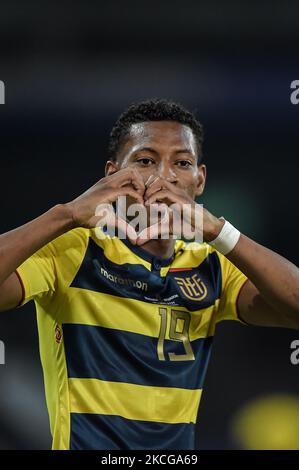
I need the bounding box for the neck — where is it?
[138,238,176,259]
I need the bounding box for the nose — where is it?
[156,161,178,184]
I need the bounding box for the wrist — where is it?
[204,217,225,243]
[55,203,78,230]
[208,217,241,255]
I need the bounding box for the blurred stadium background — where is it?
[0,0,298,449]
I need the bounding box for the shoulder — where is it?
[46,227,91,256]
[35,228,93,276]
[178,240,220,265]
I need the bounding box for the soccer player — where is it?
[0,99,298,450]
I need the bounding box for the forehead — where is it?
[125,121,196,152]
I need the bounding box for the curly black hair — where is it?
[107,98,204,164]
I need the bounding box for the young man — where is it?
[0,99,298,450]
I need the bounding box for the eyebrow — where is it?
[174,148,194,156]
[134,147,194,158]
[134,147,159,155]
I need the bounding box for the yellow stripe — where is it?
[160,242,211,277]
[90,232,210,274]
[34,312,71,450]
[69,378,202,424]
[91,231,152,269]
[60,289,220,340]
[214,249,249,324]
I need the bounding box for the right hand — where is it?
[67,167,146,242]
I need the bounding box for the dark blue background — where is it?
[0,0,298,449]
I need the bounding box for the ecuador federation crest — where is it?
[174,273,208,301]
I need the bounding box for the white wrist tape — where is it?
[208,217,241,255]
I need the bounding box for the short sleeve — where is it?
[16,243,57,305]
[15,228,90,306]
[215,249,249,324]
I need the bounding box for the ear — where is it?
[195,164,206,197]
[105,160,119,177]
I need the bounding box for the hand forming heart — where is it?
[94,175,204,245]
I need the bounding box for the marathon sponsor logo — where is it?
[100,267,148,291]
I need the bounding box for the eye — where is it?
[176,160,192,168]
[136,157,155,166]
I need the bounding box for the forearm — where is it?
[0,203,75,286]
[226,233,299,317]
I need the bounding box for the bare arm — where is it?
[0,205,74,286]
[139,177,299,330]
[226,234,299,330]
[0,204,75,311]
[0,167,145,312]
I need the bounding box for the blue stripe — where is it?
[70,237,222,312]
[63,324,213,390]
[70,413,197,450]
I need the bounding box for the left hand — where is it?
[136,176,224,245]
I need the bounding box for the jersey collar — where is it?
[120,238,177,267]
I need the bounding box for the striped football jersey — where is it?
[16,228,248,449]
